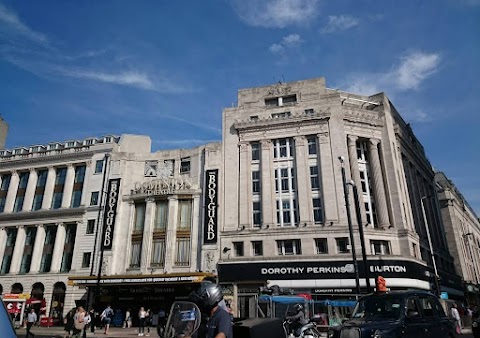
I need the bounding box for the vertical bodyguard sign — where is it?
[203,170,218,244]
[102,178,121,250]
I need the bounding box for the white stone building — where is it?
[0,134,222,322]
[218,77,463,317]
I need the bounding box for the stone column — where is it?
[30,225,46,274]
[294,136,312,225]
[0,228,7,261]
[239,143,250,228]
[318,133,338,224]
[141,198,156,272]
[260,140,274,226]
[190,195,201,270]
[4,170,19,213]
[9,226,26,274]
[80,161,92,207]
[164,196,178,271]
[22,168,38,212]
[42,166,56,210]
[61,164,76,208]
[50,223,66,272]
[347,135,367,225]
[369,139,390,228]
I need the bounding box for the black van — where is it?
[328,290,456,338]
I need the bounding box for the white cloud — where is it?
[269,34,303,54]
[232,0,320,28]
[393,52,441,90]
[0,3,48,44]
[62,69,155,90]
[321,15,359,33]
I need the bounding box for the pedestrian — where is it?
[124,308,132,328]
[26,308,37,337]
[451,303,462,335]
[101,304,114,335]
[138,306,147,336]
[63,308,75,338]
[73,307,86,338]
[145,308,152,336]
[82,309,92,338]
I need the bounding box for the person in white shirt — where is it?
[138,307,147,336]
[451,303,462,334]
[26,308,37,337]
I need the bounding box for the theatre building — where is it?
[0,133,222,322]
[218,77,463,317]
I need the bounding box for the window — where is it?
[13,196,25,212]
[252,241,263,256]
[82,252,91,268]
[90,192,99,206]
[130,241,141,268]
[151,239,166,266]
[178,200,192,231]
[32,170,47,211]
[233,242,244,257]
[273,138,294,158]
[275,168,295,193]
[19,254,32,274]
[74,165,86,183]
[271,112,291,118]
[253,202,262,226]
[134,203,146,232]
[39,253,52,273]
[154,201,168,231]
[277,239,302,255]
[307,136,317,155]
[371,240,391,255]
[25,227,36,246]
[95,160,104,174]
[86,220,95,234]
[418,295,443,318]
[0,173,12,213]
[251,142,260,161]
[180,158,190,174]
[336,238,350,253]
[252,171,260,194]
[310,166,320,190]
[304,109,314,115]
[52,167,67,209]
[315,238,328,254]
[313,198,324,224]
[282,94,297,104]
[71,165,86,208]
[175,238,190,266]
[265,97,279,106]
[55,167,67,185]
[276,199,298,226]
[250,115,259,121]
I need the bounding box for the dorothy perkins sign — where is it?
[203,170,218,244]
[102,178,121,250]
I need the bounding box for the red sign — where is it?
[5,301,22,314]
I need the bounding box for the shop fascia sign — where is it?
[132,177,195,196]
[72,275,204,285]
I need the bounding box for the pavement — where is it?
[16,326,158,338]
[15,325,475,338]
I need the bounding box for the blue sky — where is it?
[0,0,479,214]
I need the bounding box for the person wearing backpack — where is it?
[72,307,86,338]
[101,305,114,335]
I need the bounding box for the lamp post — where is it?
[420,196,441,296]
[339,156,361,296]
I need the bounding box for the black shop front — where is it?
[69,272,215,326]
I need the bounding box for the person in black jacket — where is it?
[286,303,308,337]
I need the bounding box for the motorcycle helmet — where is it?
[188,281,224,313]
[294,303,304,313]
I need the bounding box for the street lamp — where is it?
[420,196,441,296]
[339,156,361,297]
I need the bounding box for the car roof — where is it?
[360,290,436,298]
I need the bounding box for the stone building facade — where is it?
[0,134,221,322]
[436,171,480,306]
[218,77,463,317]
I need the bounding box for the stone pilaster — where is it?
[50,223,66,272]
[294,136,312,225]
[164,196,178,271]
[9,226,26,274]
[29,225,45,274]
[61,164,76,208]
[260,140,274,226]
[4,170,19,213]
[369,139,390,228]
[347,135,367,226]
[0,227,7,263]
[22,168,38,212]
[239,143,250,228]
[141,198,156,272]
[42,166,56,210]
[318,133,338,224]
[80,161,92,207]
